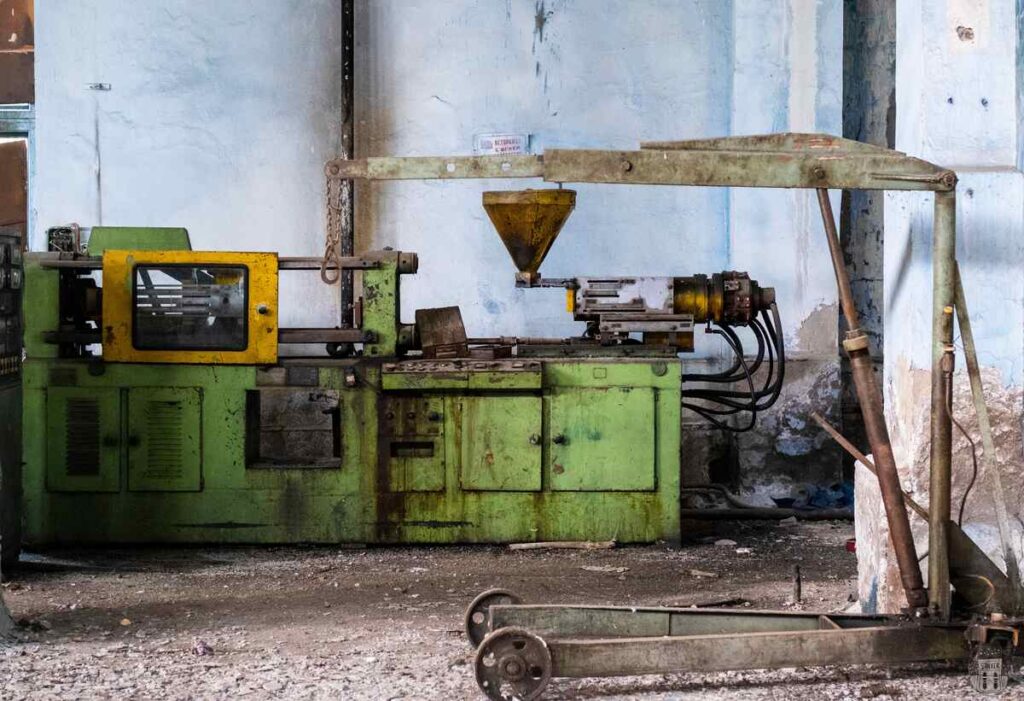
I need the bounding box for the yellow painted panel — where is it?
[102,250,278,364]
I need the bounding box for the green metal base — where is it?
[22,358,680,547]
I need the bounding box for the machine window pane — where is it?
[132,265,248,350]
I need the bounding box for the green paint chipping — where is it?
[86,227,191,254]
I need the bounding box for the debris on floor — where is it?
[0,521,976,699]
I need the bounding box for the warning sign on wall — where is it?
[474,133,530,156]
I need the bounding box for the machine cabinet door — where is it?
[459,395,542,491]
[45,387,121,493]
[548,387,656,491]
[380,395,445,492]
[127,387,202,492]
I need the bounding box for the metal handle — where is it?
[528,434,541,446]
[552,434,567,445]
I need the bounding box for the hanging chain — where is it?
[321,169,343,284]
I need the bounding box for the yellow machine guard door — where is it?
[102,250,279,364]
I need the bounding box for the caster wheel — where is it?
[474,627,551,701]
[464,588,522,648]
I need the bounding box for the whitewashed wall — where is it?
[34,0,344,327]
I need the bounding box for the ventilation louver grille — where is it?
[144,400,184,480]
[65,398,100,476]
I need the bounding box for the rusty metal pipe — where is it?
[816,188,928,611]
[339,0,356,329]
[929,190,956,618]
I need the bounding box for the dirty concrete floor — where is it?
[0,521,984,700]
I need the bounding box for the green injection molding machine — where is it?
[19,193,782,551]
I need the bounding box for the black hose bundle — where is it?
[680,302,785,432]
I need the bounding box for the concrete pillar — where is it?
[840,0,895,481]
[863,0,1024,613]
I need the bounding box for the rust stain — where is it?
[532,0,553,54]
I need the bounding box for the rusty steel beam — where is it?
[546,626,967,678]
[325,134,956,192]
[328,149,954,192]
[325,154,544,181]
[930,190,957,619]
[489,604,893,640]
[640,133,898,154]
[543,148,955,191]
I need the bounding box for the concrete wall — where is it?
[35,0,844,491]
[726,0,844,493]
[860,0,1024,613]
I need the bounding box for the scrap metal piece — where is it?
[415,306,469,359]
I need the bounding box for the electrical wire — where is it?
[682,319,777,406]
[948,370,980,526]
[683,322,764,384]
[680,302,786,431]
[681,323,759,432]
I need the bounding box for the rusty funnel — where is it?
[483,189,576,283]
